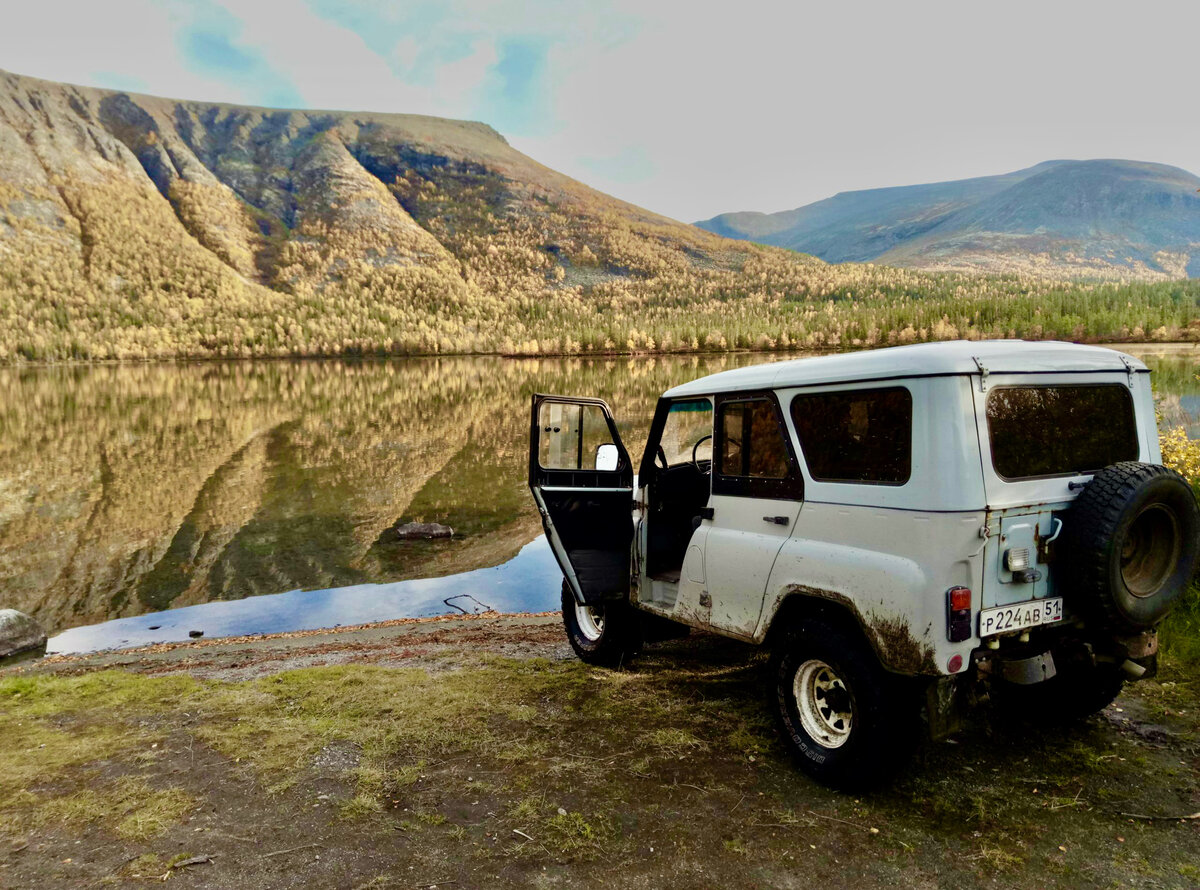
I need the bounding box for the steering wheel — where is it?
[655,445,668,469]
[692,434,713,473]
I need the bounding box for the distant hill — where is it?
[696,160,1200,280]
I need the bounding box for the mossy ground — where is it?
[1,626,1197,889]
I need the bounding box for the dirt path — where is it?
[2,614,1198,890]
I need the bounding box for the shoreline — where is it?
[2,610,567,683]
[28,609,558,669]
[2,339,1198,370]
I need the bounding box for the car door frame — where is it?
[703,389,805,636]
[528,393,634,606]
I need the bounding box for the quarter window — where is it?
[986,384,1138,480]
[791,387,912,485]
[660,399,714,466]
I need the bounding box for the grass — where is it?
[1160,584,1200,667]
[32,778,193,840]
[0,653,771,856]
[1,640,1199,886]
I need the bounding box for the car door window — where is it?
[538,401,622,471]
[719,399,789,478]
[713,395,802,499]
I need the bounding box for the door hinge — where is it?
[1118,354,1137,389]
[972,356,989,392]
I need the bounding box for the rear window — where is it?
[986,384,1139,480]
[790,387,912,485]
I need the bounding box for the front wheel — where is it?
[561,581,640,667]
[770,619,920,789]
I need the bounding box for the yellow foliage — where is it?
[1160,426,1200,485]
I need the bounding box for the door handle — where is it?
[763,515,789,526]
[697,507,715,521]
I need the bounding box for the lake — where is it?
[2,346,1197,654]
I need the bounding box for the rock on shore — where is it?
[0,609,47,658]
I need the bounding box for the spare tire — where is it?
[1060,461,1199,631]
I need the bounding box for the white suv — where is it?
[527,340,1198,788]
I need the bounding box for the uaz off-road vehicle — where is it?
[527,341,1199,788]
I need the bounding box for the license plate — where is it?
[978,598,1064,637]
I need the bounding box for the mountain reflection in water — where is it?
[1,353,786,643]
[3,348,1195,651]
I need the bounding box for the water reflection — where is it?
[0,354,785,637]
[1129,347,1200,437]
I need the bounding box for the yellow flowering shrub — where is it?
[1160,427,1200,486]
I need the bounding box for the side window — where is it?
[538,402,620,471]
[791,387,912,485]
[719,399,789,478]
[659,399,714,466]
[714,395,801,498]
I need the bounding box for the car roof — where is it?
[662,340,1147,398]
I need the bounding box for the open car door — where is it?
[529,394,634,606]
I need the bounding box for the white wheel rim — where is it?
[574,602,605,641]
[793,658,853,749]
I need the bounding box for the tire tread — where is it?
[1062,462,1196,630]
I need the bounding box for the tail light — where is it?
[947,586,972,642]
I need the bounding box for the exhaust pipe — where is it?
[1120,659,1146,680]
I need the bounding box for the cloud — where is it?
[90,71,150,93]
[476,37,554,137]
[1,0,1197,222]
[177,1,306,106]
[0,1,233,102]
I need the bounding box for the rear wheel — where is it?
[561,581,640,667]
[770,619,920,789]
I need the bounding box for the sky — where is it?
[1,0,1196,222]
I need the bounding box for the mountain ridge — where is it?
[696,159,1200,279]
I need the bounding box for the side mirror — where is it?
[595,443,620,472]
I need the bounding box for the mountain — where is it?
[696,160,1200,280]
[0,69,826,360]
[1,70,1198,362]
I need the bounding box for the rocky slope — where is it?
[697,160,1200,280]
[0,69,808,361]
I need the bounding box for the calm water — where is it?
[2,347,1196,655]
[0,353,787,653]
